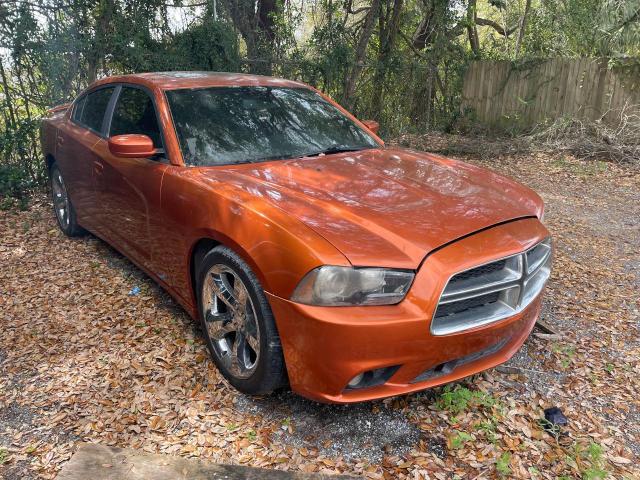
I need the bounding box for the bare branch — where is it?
[475,17,517,36]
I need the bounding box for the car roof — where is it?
[90,71,310,91]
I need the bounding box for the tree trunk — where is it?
[87,0,115,83]
[371,0,404,118]
[0,58,17,129]
[219,0,280,75]
[514,0,532,58]
[343,0,381,108]
[412,0,437,50]
[466,0,480,56]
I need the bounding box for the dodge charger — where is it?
[40,72,552,403]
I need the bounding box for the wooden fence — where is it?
[461,58,640,130]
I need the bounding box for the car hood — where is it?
[199,148,543,269]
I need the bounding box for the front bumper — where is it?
[268,217,549,403]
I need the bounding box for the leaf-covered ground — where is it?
[1,140,639,479]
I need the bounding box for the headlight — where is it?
[291,266,414,306]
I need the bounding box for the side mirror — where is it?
[108,134,157,158]
[361,120,380,135]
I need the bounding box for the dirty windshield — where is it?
[166,86,379,166]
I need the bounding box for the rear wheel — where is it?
[50,163,84,237]
[196,246,287,395]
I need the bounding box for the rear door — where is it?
[92,84,168,271]
[55,86,116,230]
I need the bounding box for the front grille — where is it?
[434,291,500,319]
[452,260,507,283]
[431,238,552,335]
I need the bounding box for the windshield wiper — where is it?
[303,145,369,157]
[230,146,371,165]
[248,153,303,163]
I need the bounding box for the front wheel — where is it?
[196,246,287,395]
[50,163,84,237]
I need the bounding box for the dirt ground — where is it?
[1,137,639,479]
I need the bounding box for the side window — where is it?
[72,95,86,122]
[79,87,115,133]
[110,87,162,147]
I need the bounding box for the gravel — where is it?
[235,391,421,463]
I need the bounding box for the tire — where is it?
[49,163,84,237]
[196,245,287,395]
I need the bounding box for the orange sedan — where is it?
[41,72,551,403]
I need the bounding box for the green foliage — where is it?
[481,0,640,59]
[1,0,637,203]
[450,430,473,449]
[569,442,609,480]
[125,19,241,73]
[436,384,499,415]
[297,17,355,99]
[556,442,610,479]
[0,165,32,210]
[475,418,499,444]
[496,451,512,476]
[226,423,239,431]
[552,342,576,369]
[171,20,240,71]
[0,116,44,210]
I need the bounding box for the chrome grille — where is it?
[434,291,501,318]
[431,238,552,335]
[453,259,507,282]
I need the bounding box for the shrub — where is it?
[0,164,34,210]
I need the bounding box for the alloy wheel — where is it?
[51,168,70,229]
[202,264,261,379]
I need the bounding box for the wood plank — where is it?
[553,59,571,121]
[468,61,482,120]
[497,62,510,125]
[543,59,555,122]
[534,318,559,335]
[467,61,478,119]
[583,59,601,120]
[480,61,492,124]
[461,62,474,110]
[562,59,576,116]
[459,57,640,130]
[507,63,520,126]
[605,70,621,124]
[56,443,358,480]
[491,62,507,126]
[534,59,552,125]
[568,58,582,119]
[523,63,537,126]
[544,58,562,123]
[512,61,525,126]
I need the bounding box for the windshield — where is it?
[165,86,379,166]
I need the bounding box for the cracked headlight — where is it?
[291,266,414,306]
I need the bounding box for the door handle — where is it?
[93,161,104,175]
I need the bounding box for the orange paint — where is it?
[42,72,549,403]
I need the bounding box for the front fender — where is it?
[157,166,349,314]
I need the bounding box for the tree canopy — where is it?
[1,0,638,205]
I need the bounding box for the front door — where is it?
[93,85,168,270]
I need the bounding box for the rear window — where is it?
[76,87,115,133]
[72,96,86,122]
